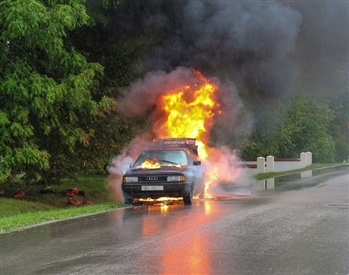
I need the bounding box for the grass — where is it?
[0,201,123,232]
[0,198,55,218]
[0,175,124,233]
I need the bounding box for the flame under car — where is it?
[122,139,204,205]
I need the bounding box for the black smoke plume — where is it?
[110,0,347,101]
[113,1,302,100]
[108,0,348,147]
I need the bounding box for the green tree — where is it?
[241,95,336,163]
[328,88,349,163]
[65,0,156,171]
[281,95,335,163]
[239,99,289,158]
[70,0,156,96]
[0,0,115,184]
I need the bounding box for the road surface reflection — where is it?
[115,199,240,275]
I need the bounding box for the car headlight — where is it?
[123,176,138,183]
[167,175,186,182]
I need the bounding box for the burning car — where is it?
[121,138,204,205]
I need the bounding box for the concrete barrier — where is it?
[241,152,312,175]
[266,156,274,173]
[257,157,265,173]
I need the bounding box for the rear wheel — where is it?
[183,188,193,205]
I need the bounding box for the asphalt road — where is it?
[1,166,348,275]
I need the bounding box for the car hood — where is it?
[125,166,185,175]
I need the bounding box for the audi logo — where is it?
[146,176,158,181]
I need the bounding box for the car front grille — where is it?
[138,176,168,182]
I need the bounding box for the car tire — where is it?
[183,188,193,205]
[124,197,133,205]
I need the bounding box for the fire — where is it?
[203,164,219,199]
[140,159,161,169]
[156,71,221,197]
[135,197,183,207]
[138,197,182,202]
[140,158,181,169]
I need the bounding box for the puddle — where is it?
[255,165,349,193]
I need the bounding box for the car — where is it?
[121,138,204,205]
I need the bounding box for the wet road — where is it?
[1,166,348,275]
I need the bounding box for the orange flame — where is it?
[156,71,221,198]
[140,159,161,169]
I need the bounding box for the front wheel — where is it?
[124,197,133,204]
[123,194,133,205]
[183,188,193,205]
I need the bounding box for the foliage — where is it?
[241,95,338,163]
[281,95,335,162]
[71,0,156,95]
[240,119,282,157]
[328,88,349,163]
[65,0,155,169]
[84,0,122,27]
[239,99,290,158]
[0,0,116,184]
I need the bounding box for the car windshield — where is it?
[133,150,188,168]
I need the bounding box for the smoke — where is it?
[117,67,245,147]
[208,78,246,148]
[202,146,247,195]
[106,134,154,201]
[106,152,133,201]
[288,2,349,97]
[112,0,302,99]
[106,1,348,200]
[110,0,348,120]
[108,67,247,200]
[117,68,202,117]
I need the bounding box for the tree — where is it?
[65,0,157,173]
[0,0,115,183]
[240,95,337,163]
[70,0,157,96]
[328,88,349,163]
[239,98,290,158]
[281,95,335,163]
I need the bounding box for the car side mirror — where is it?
[193,161,201,166]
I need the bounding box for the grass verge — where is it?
[0,175,124,233]
[0,202,123,233]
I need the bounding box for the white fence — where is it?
[242,152,312,176]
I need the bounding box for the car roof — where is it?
[152,138,199,156]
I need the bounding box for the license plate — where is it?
[141,185,164,191]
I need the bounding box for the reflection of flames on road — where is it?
[135,197,182,204]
